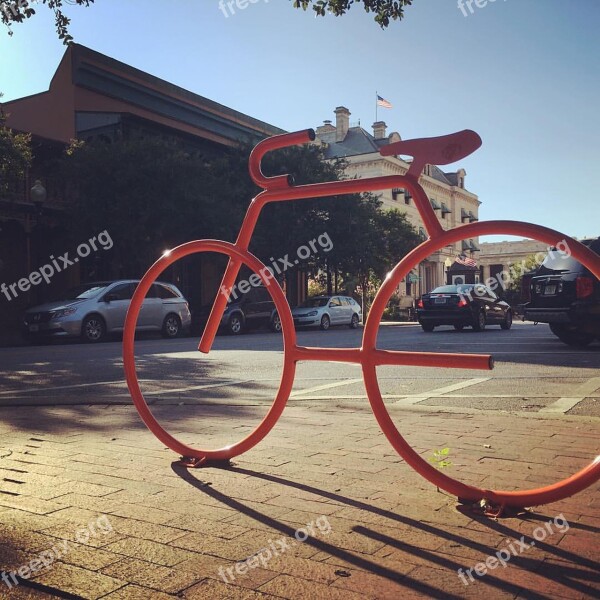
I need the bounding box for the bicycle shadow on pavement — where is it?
[171,462,599,599]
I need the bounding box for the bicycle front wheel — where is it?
[362,221,600,508]
[123,240,297,463]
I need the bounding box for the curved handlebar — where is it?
[249,129,316,190]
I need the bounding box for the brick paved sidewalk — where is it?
[0,402,598,599]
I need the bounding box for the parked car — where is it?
[522,237,600,347]
[292,295,362,331]
[210,285,281,335]
[416,284,513,332]
[22,280,191,343]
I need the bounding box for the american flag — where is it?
[377,95,392,109]
[455,254,477,267]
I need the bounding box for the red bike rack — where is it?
[123,128,600,509]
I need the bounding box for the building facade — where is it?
[0,45,284,342]
[315,106,481,299]
[479,239,549,288]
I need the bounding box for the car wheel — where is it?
[227,314,244,335]
[500,310,513,330]
[349,313,359,329]
[320,315,330,331]
[454,324,464,331]
[549,324,594,347]
[270,312,282,333]
[81,315,106,343]
[162,314,181,338]
[421,323,435,332]
[472,310,486,331]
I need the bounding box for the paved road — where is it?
[1,321,599,418]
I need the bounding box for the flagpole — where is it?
[375,90,378,123]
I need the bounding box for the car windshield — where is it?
[430,285,474,294]
[301,298,329,308]
[62,283,109,300]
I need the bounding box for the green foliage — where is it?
[1,0,412,44]
[59,135,420,296]
[292,0,414,27]
[1,0,94,44]
[60,136,250,277]
[506,253,542,294]
[429,447,452,470]
[0,99,32,197]
[327,202,420,315]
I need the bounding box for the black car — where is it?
[523,237,600,347]
[196,284,281,335]
[416,284,513,332]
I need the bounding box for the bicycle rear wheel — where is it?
[123,240,296,463]
[362,221,600,507]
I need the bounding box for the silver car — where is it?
[22,280,191,343]
[292,295,362,331]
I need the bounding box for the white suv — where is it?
[22,280,191,343]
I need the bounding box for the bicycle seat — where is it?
[379,130,482,165]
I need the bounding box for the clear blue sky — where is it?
[1,0,599,240]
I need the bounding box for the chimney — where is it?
[315,119,336,143]
[372,121,387,140]
[334,106,350,142]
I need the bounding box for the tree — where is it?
[502,253,542,306]
[60,136,252,278]
[0,97,32,197]
[1,0,413,44]
[293,0,414,27]
[0,0,94,44]
[59,133,418,315]
[329,201,420,316]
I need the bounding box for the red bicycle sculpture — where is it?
[123,128,600,509]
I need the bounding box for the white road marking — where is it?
[0,379,249,397]
[539,377,600,414]
[394,377,491,405]
[291,378,364,397]
[143,380,253,396]
[0,380,132,396]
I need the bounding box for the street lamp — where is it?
[26,180,47,296]
[444,257,453,284]
[30,179,47,215]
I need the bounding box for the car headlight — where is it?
[51,307,77,319]
[306,311,318,317]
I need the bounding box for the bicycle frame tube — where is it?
[199,129,445,353]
